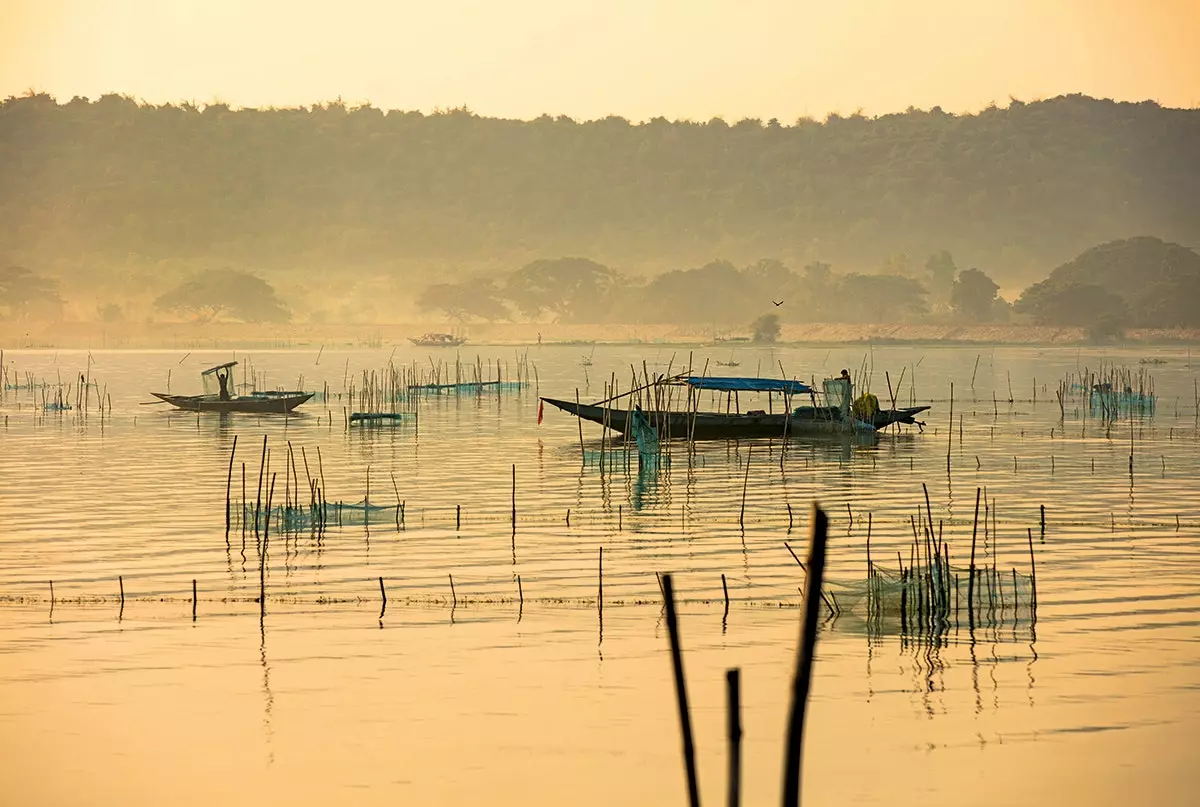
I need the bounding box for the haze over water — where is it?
[1,344,1198,805]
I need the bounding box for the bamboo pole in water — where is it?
[739,446,752,528]
[782,504,828,806]
[968,487,981,629]
[575,388,585,463]
[255,436,267,538]
[225,435,238,542]
[660,573,701,807]
[726,668,742,807]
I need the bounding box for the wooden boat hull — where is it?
[151,392,313,413]
[543,398,845,439]
[541,398,930,439]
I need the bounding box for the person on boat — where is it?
[839,369,851,382]
[216,369,232,401]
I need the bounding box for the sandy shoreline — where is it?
[2,321,1198,350]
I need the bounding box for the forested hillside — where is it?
[1,92,1197,308]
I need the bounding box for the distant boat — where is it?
[150,361,313,413]
[409,332,466,347]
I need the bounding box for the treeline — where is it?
[419,254,1003,328]
[1,92,1198,290]
[5,237,1198,332]
[418,237,1200,331]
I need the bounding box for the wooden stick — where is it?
[225,435,238,541]
[1026,528,1038,612]
[782,504,829,806]
[192,579,197,621]
[449,573,457,607]
[726,668,742,807]
[660,573,701,807]
[739,446,752,528]
[379,576,387,617]
[968,487,981,628]
[598,546,604,621]
[575,388,585,463]
[255,435,267,537]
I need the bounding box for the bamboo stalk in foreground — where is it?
[660,573,701,807]
[782,503,829,806]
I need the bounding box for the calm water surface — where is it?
[1,345,1198,805]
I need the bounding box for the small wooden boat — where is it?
[409,332,466,347]
[151,391,313,413]
[150,361,313,413]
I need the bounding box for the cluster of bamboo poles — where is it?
[224,435,357,553]
[0,355,113,415]
[860,485,1039,639]
[1056,363,1157,421]
[311,354,535,414]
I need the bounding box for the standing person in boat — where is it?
[839,369,851,383]
[216,368,232,401]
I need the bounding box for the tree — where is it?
[504,258,620,322]
[97,302,123,323]
[639,260,764,325]
[417,279,508,322]
[154,269,289,323]
[835,274,928,322]
[1015,282,1126,326]
[950,268,1000,321]
[0,266,62,320]
[1015,237,1200,327]
[751,313,781,343]
[925,251,958,309]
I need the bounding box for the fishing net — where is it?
[826,563,1036,634]
[630,406,659,465]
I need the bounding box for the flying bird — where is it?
[772,300,784,307]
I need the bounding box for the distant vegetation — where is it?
[1015,236,1200,330]
[1,92,1197,328]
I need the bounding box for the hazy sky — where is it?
[4,0,1198,120]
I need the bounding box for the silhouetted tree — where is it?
[0,266,62,320]
[950,268,1000,321]
[925,251,958,308]
[751,313,781,343]
[835,274,928,322]
[418,279,508,321]
[639,260,761,325]
[505,258,620,322]
[1015,237,1200,327]
[1016,282,1126,327]
[154,269,289,323]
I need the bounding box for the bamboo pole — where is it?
[739,446,752,528]
[225,435,238,542]
[968,487,981,629]
[781,504,829,806]
[660,573,701,807]
[726,668,742,807]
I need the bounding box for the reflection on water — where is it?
[2,345,1200,805]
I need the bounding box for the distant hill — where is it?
[1,92,1197,294]
[1015,237,1200,328]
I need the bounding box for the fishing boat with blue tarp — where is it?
[540,374,928,440]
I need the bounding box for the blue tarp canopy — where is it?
[684,376,812,394]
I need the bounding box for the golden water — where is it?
[1,345,1198,805]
